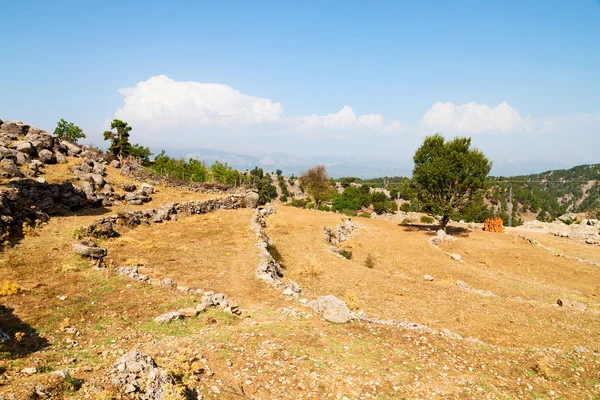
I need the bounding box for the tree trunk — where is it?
[440,215,450,232]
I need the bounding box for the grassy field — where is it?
[0,163,599,399]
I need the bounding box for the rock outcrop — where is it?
[109,350,180,399]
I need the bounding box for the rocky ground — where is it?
[0,119,599,399]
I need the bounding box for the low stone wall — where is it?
[120,161,242,195]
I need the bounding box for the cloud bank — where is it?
[114,75,402,134]
[108,75,600,176]
[420,101,524,134]
[115,75,284,128]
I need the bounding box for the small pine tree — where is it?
[103,119,133,157]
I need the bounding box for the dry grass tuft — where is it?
[364,252,375,269]
[299,261,323,277]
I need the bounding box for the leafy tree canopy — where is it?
[299,164,332,210]
[412,133,492,231]
[53,119,85,143]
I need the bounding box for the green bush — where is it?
[420,215,435,224]
[279,194,288,202]
[341,209,357,217]
[289,199,309,208]
[401,218,412,225]
[306,203,315,210]
[399,203,412,212]
[358,212,371,218]
[338,249,352,260]
[318,204,331,212]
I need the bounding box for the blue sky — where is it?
[2,0,599,176]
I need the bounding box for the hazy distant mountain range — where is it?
[165,147,577,179]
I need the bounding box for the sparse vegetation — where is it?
[364,253,375,269]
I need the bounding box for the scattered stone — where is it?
[307,295,352,324]
[456,280,470,289]
[450,253,462,262]
[110,160,121,168]
[51,370,71,379]
[154,312,182,324]
[22,367,38,375]
[72,243,107,259]
[574,346,590,353]
[158,278,177,288]
[178,307,198,317]
[423,274,434,281]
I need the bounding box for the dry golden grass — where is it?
[1,163,600,399]
[267,206,600,350]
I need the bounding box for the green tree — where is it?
[53,119,86,143]
[103,119,133,157]
[129,143,152,162]
[299,164,331,210]
[412,133,492,231]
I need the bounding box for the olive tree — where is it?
[412,133,491,232]
[299,164,331,210]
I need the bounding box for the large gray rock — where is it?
[0,121,29,136]
[307,295,352,323]
[38,149,56,164]
[73,243,107,259]
[154,312,181,324]
[15,141,35,155]
[0,159,24,178]
[110,350,176,399]
[244,191,260,209]
[61,140,82,156]
[0,146,16,161]
[55,152,68,164]
[30,133,54,151]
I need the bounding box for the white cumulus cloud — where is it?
[420,101,524,134]
[114,75,284,128]
[300,105,400,131]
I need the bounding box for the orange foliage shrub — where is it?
[484,218,504,233]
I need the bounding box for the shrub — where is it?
[306,202,315,209]
[289,199,309,208]
[364,253,375,269]
[341,209,357,217]
[401,218,412,225]
[318,204,331,212]
[279,194,288,202]
[399,203,411,212]
[358,212,371,218]
[338,249,353,260]
[420,215,435,224]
